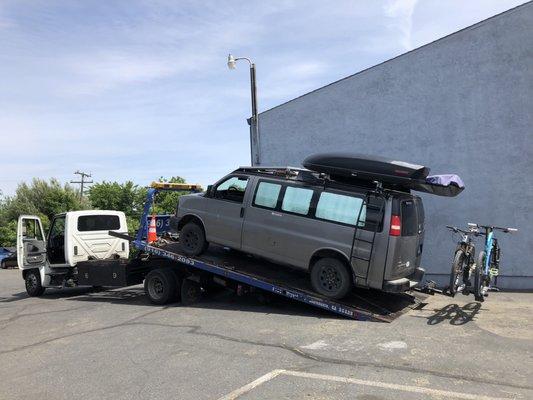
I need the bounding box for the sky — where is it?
[0,0,528,195]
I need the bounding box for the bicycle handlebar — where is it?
[467,223,518,233]
[446,226,474,235]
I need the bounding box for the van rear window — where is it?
[401,201,418,236]
[78,215,120,232]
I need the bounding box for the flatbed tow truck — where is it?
[107,182,427,322]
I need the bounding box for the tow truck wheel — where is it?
[181,279,201,305]
[144,269,177,305]
[311,257,352,299]
[25,270,45,297]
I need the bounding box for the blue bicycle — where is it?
[468,223,517,302]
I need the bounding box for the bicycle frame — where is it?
[483,229,495,275]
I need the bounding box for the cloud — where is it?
[61,52,184,95]
[0,0,528,196]
[383,0,418,50]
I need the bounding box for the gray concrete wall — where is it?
[256,3,533,289]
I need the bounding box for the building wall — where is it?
[256,4,533,289]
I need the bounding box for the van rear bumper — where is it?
[383,267,425,293]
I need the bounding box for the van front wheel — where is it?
[311,258,352,299]
[180,222,208,256]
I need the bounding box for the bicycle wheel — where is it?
[475,251,486,302]
[449,250,466,296]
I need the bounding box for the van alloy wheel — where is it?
[319,266,342,291]
[179,222,208,256]
[183,230,199,251]
[310,257,352,299]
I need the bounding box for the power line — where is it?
[70,171,93,200]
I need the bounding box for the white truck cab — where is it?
[17,211,129,296]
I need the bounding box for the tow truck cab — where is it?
[17,211,129,296]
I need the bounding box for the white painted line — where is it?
[217,369,286,400]
[282,370,513,400]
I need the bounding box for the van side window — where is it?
[214,176,249,203]
[254,182,281,209]
[281,186,313,215]
[316,192,365,226]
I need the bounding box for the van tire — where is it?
[144,269,177,305]
[180,222,208,256]
[25,270,45,297]
[311,258,352,299]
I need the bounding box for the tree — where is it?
[0,176,189,245]
[152,176,186,215]
[88,181,146,234]
[0,179,88,246]
[87,176,186,234]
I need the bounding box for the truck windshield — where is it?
[78,215,120,231]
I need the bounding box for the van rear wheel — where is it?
[180,222,208,256]
[311,258,352,299]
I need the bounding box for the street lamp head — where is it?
[227,54,236,69]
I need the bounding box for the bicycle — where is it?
[445,225,479,296]
[468,223,517,302]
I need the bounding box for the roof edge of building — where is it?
[259,1,532,117]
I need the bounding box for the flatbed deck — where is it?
[134,239,426,322]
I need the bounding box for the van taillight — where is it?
[390,215,401,236]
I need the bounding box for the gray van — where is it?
[170,153,464,299]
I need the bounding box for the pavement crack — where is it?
[0,306,170,355]
[2,313,532,393]
[0,305,94,328]
[127,321,533,392]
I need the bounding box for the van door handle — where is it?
[271,212,282,217]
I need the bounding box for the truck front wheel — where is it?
[144,269,177,305]
[25,270,45,297]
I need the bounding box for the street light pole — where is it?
[228,54,260,165]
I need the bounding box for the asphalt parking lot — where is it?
[0,269,532,400]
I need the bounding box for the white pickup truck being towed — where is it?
[17,211,130,296]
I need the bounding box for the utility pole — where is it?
[70,171,93,200]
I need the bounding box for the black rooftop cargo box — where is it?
[302,153,464,197]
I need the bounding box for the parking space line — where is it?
[282,370,512,400]
[218,369,515,400]
[217,369,286,400]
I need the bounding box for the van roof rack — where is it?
[235,166,392,192]
[235,166,307,178]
